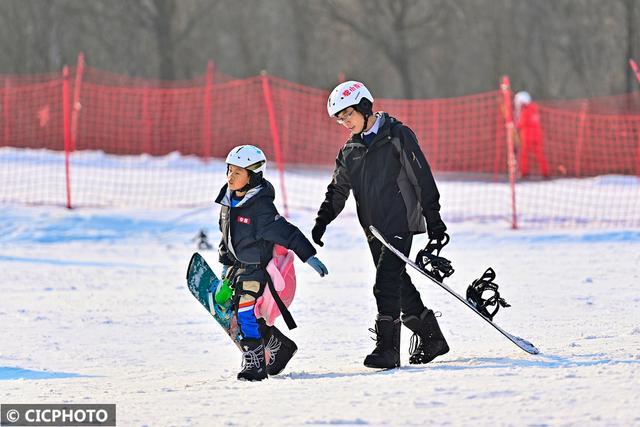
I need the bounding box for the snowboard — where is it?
[369,226,540,355]
[186,252,242,350]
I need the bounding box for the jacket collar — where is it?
[215,179,275,208]
[347,112,398,151]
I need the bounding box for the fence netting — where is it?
[1,65,638,228]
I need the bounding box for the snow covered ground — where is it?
[1,154,640,425]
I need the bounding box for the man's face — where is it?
[227,164,250,191]
[336,107,364,134]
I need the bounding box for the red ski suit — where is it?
[516,102,549,177]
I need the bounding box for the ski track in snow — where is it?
[1,203,639,426]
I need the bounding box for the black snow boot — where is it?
[363,315,401,369]
[262,325,298,375]
[237,338,268,381]
[401,308,449,364]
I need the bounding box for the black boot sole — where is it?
[364,362,401,370]
[363,356,401,369]
[237,376,268,381]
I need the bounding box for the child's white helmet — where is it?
[327,80,374,117]
[514,91,532,108]
[225,145,267,174]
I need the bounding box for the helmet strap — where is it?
[360,113,371,134]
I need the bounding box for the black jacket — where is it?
[315,112,442,237]
[216,179,316,282]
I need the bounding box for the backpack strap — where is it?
[264,271,297,330]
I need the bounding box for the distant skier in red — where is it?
[514,91,550,178]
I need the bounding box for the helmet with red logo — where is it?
[327,80,374,117]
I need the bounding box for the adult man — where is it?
[312,81,449,369]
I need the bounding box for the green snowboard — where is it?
[186,252,242,350]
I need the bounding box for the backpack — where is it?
[254,244,297,329]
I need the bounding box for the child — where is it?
[216,144,328,381]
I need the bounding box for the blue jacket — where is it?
[216,178,316,282]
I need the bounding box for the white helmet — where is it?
[514,91,532,108]
[327,80,374,117]
[225,145,267,174]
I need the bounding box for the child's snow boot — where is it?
[401,308,449,364]
[263,325,298,375]
[363,315,401,369]
[237,338,268,381]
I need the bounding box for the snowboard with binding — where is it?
[369,226,539,355]
[186,252,242,350]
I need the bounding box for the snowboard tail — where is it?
[369,226,539,355]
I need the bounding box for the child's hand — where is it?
[306,256,328,277]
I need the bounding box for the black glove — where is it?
[426,211,447,241]
[311,221,327,247]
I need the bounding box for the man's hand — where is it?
[426,211,447,241]
[311,221,327,247]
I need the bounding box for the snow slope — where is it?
[1,152,640,425]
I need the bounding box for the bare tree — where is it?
[0,1,65,74]
[60,0,221,80]
[321,0,457,98]
[0,0,638,101]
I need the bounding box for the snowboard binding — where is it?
[415,233,454,282]
[466,267,511,321]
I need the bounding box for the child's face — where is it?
[227,164,250,191]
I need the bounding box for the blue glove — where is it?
[306,256,328,277]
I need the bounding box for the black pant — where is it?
[366,230,426,319]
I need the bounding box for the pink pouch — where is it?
[254,244,297,326]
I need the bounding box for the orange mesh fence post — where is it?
[637,122,640,177]
[574,101,588,177]
[630,59,640,176]
[142,86,152,154]
[71,52,85,153]
[500,75,518,229]
[63,66,73,209]
[260,71,289,217]
[3,78,10,147]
